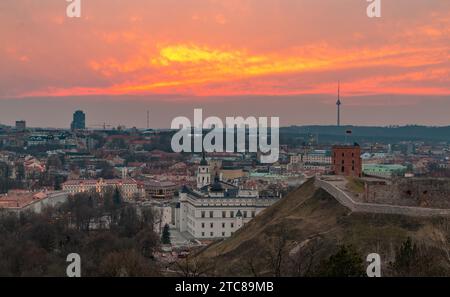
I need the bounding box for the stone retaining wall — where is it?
[316,179,450,217]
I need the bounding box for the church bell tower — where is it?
[197,152,211,189]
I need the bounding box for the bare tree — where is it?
[263,225,290,277]
[245,255,260,277]
[288,238,324,277]
[175,254,215,277]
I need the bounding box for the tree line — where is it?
[0,189,162,276]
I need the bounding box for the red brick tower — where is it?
[332,144,362,177]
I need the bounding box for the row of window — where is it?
[201,210,256,218]
[201,222,235,229]
[201,231,233,237]
[334,159,357,164]
[334,152,355,158]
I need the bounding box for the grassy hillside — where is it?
[195,179,450,277]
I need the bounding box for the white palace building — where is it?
[176,154,279,239]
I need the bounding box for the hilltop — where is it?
[195,179,450,276]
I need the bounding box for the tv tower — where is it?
[336,81,341,127]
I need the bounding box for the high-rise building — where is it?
[71,110,86,130]
[332,144,362,177]
[15,120,26,131]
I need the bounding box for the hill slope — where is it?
[196,179,450,276]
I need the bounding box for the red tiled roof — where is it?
[0,191,49,209]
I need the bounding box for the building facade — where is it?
[177,184,277,239]
[62,178,144,200]
[362,164,407,179]
[144,180,178,199]
[177,156,278,239]
[332,145,362,177]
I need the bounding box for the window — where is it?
[210,232,214,237]
[209,211,214,218]
[222,232,225,237]
[201,232,205,237]
[252,211,256,218]
[222,223,225,228]
[230,211,234,218]
[341,166,345,172]
[201,223,205,228]
[352,166,355,171]
[210,222,214,228]
[201,211,205,218]
[243,211,247,218]
[231,223,234,228]
[222,211,226,218]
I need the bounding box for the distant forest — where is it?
[280,125,450,145]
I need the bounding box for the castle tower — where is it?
[336,81,341,127]
[197,151,211,189]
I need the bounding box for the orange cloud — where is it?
[4,2,449,100]
[55,41,444,98]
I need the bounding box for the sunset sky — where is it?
[0,0,449,128]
